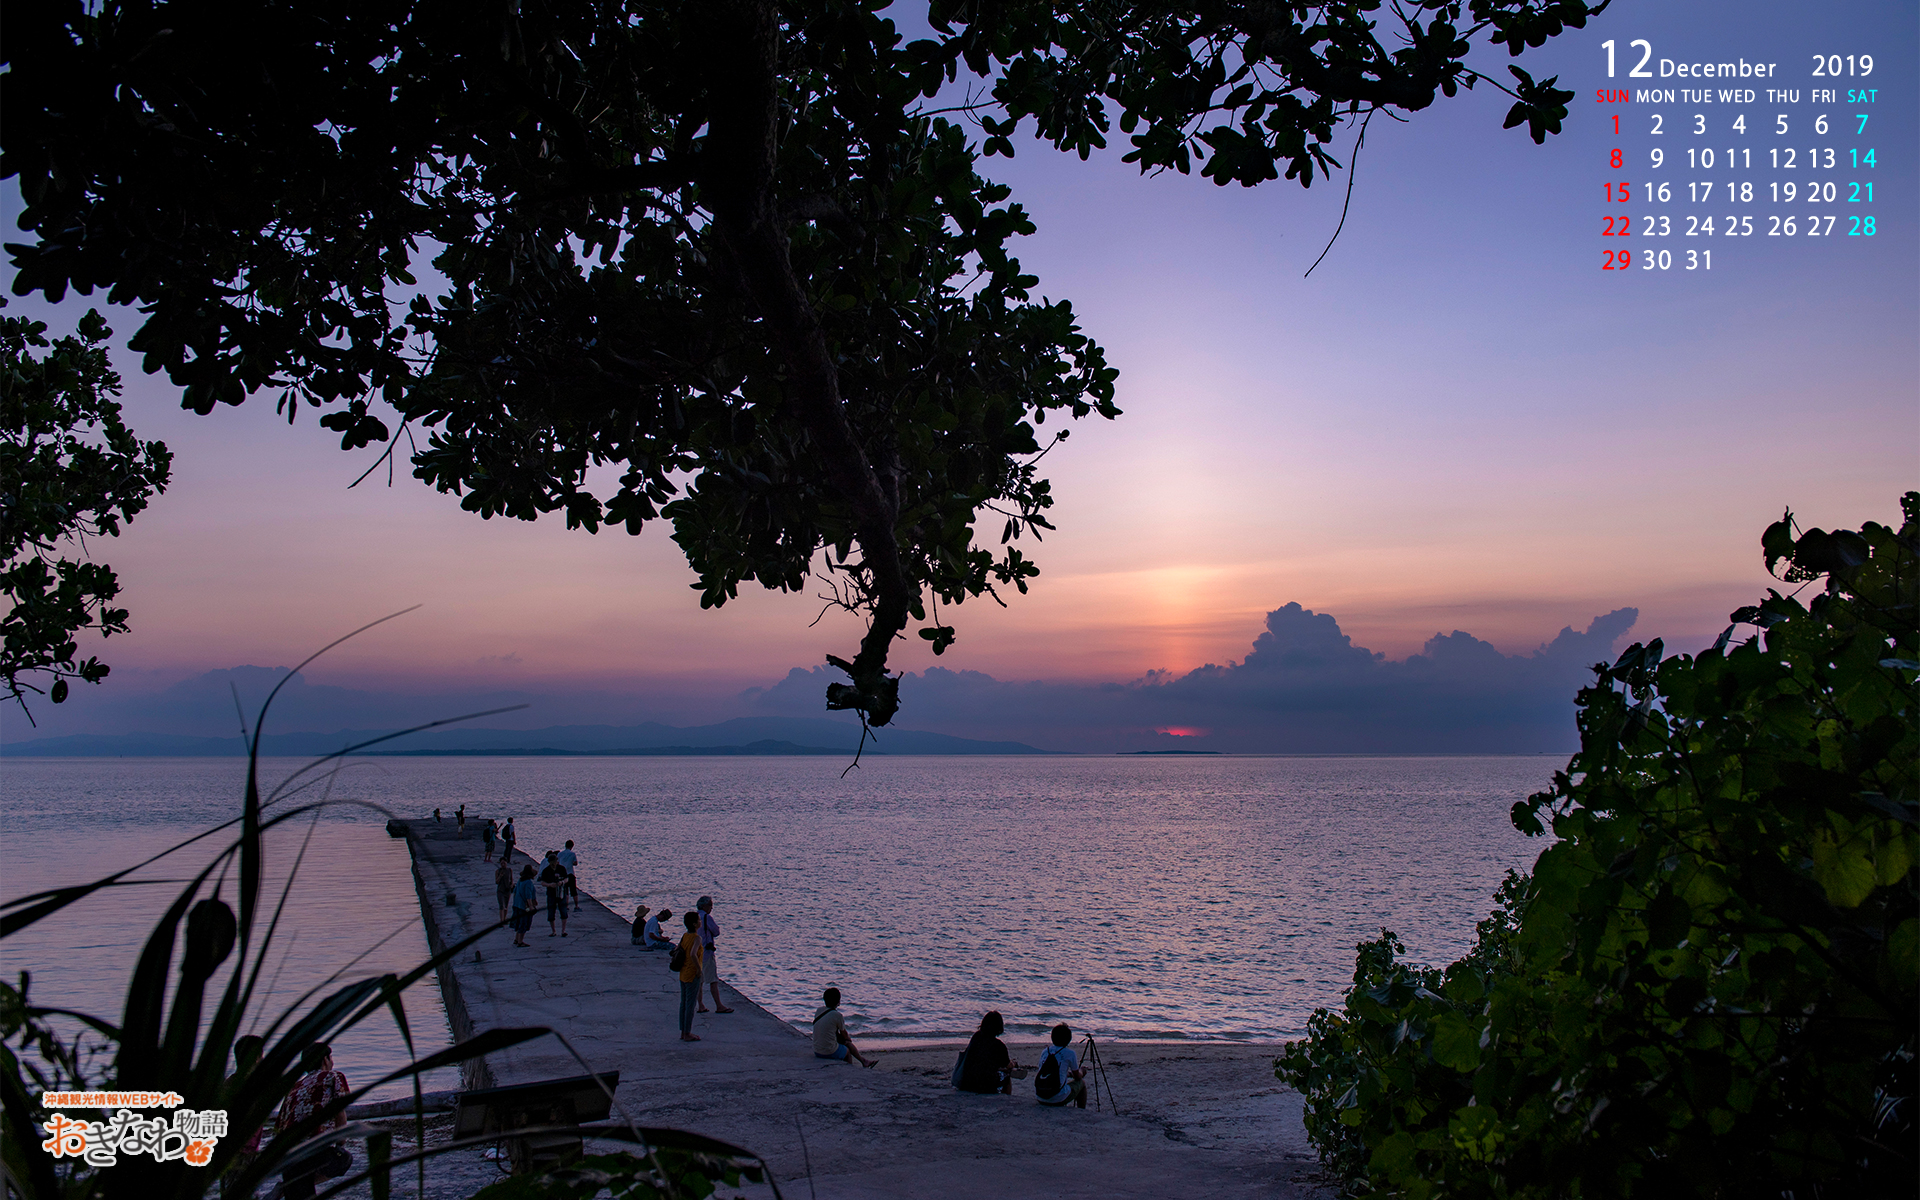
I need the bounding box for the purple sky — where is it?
[5,0,1914,748]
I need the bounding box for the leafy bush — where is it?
[1279,494,1918,1198]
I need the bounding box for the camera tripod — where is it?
[1078,1034,1120,1114]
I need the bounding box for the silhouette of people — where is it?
[1035,1023,1088,1108]
[539,851,569,936]
[695,896,732,1013]
[510,866,537,947]
[956,1011,1023,1094]
[273,1043,350,1199]
[676,912,704,1041]
[812,988,875,1067]
[558,840,580,913]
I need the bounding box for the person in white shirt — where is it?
[811,988,875,1067]
[1035,1023,1087,1108]
[641,907,674,950]
[558,840,580,912]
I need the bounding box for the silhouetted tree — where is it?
[3,0,1600,724]
[1,305,172,719]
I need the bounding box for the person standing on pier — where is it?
[482,819,496,862]
[539,850,570,937]
[501,818,517,862]
[495,859,514,921]
[676,911,704,1041]
[456,804,466,836]
[510,865,538,947]
[558,840,580,913]
[695,896,733,1013]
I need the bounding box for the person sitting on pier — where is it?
[510,865,538,947]
[637,907,674,950]
[956,1011,1024,1095]
[812,988,876,1068]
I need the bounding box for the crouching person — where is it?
[1035,1023,1087,1109]
[812,988,875,1067]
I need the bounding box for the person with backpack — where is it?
[673,912,704,1041]
[1034,1023,1088,1109]
[811,988,876,1067]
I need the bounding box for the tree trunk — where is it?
[698,0,910,725]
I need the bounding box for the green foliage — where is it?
[0,302,171,719]
[1280,494,1918,1198]
[1276,877,1529,1192]
[0,631,557,1199]
[3,0,1598,724]
[922,0,1603,182]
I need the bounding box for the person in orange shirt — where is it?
[676,912,704,1042]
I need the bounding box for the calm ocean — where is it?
[1,754,1554,1097]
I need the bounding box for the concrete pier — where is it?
[388,818,1327,1198]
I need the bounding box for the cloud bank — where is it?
[6,603,1637,754]
[746,602,1639,752]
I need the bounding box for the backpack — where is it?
[1034,1047,1062,1098]
[668,942,688,973]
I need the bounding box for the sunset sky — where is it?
[5,0,1914,746]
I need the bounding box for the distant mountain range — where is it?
[0,716,1051,757]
